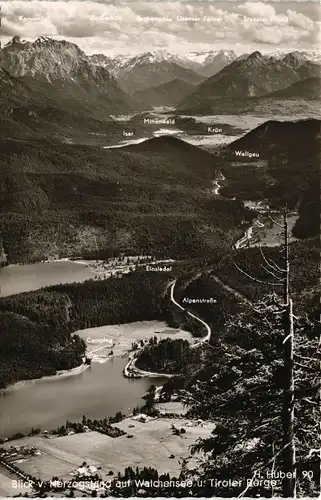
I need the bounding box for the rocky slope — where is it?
[0,36,137,116]
[0,67,127,144]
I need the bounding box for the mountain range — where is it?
[178,51,321,110]
[0,36,137,117]
[0,67,127,144]
[266,50,321,64]
[0,37,142,143]
[0,37,320,143]
[89,49,239,79]
[111,53,205,95]
[88,47,321,108]
[89,48,321,78]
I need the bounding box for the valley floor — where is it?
[1,408,214,496]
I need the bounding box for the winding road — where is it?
[212,173,226,196]
[124,280,212,379]
[124,172,293,379]
[234,219,265,249]
[170,281,211,345]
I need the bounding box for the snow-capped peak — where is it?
[177,49,237,68]
[267,50,321,64]
[119,49,196,72]
[147,49,182,63]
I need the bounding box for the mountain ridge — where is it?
[133,78,196,107]
[226,118,320,158]
[178,51,321,108]
[0,37,139,117]
[265,77,321,99]
[117,57,205,95]
[89,48,321,78]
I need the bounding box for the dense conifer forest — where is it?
[0,137,254,264]
[0,272,170,389]
[0,236,318,390]
[135,338,202,374]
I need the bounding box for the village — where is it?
[0,400,214,497]
[72,255,175,281]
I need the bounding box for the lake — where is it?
[0,260,94,297]
[0,318,190,438]
[0,351,166,439]
[0,110,306,438]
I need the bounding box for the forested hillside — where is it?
[0,272,169,389]
[167,238,319,341]
[0,137,253,263]
[175,302,320,497]
[156,237,320,497]
[219,119,320,238]
[135,338,201,374]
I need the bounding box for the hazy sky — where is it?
[1,1,320,56]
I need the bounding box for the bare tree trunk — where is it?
[234,209,297,496]
[283,211,290,306]
[282,298,296,497]
[282,209,296,497]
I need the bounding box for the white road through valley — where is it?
[170,281,212,345]
[124,280,212,378]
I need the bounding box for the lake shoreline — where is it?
[0,321,192,438]
[1,319,175,392]
[1,363,91,393]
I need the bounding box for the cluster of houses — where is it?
[1,445,41,463]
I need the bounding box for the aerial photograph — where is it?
[0,0,320,497]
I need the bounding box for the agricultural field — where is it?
[1,416,214,487]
